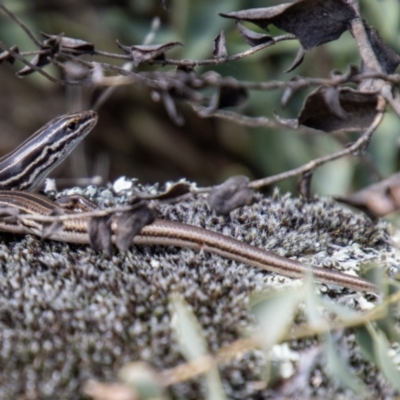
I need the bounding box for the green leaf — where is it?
[118,362,165,399]
[303,272,326,328]
[373,328,400,391]
[355,326,376,364]
[325,333,369,395]
[250,286,304,349]
[321,297,362,322]
[170,293,208,360]
[170,294,226,400]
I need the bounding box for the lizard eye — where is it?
[67,121,77,131]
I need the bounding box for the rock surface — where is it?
[0,181,397,399]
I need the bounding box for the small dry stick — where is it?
[250,96,386,189]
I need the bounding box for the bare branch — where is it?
[250,96,386,189]
[190,105,320,135]
[153,34,296,67]
[0,41,84,85]
[348,1,381,73]
[161,287,400,387]
[0,4,43,48]
[0,2,397,198]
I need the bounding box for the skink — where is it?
[0,111,376,292]
[0,110,97,191]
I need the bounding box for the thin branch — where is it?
[92,17,160,111]
[249,96,386,189]
[0,1,395,196]
[194,72,399,91]
[1,1,399,98]
[6,43,399,93]
[348,1,381,74]
[59,53,400,94]
[0,4,43,48]
[20,49,51,56]
[161,286,398,386]
[190,105,320,135]
[92,49,130,60]
[333,134,383,180]
[77,34,296,67]
[71,58,400,91]
[0,41,84,85]
[0,40,60,83]
[153,34,296,67]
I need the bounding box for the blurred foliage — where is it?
[0,0,399,195]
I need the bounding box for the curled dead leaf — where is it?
[88,215,113,256]
[213,31,228,59]
[115,205,156,252]
[335,172,400,219]
[208,175,253,215]
[363,24,400,74]
[235,22,273,47]
[298,87,379,133]
[16,32,94,76]
[0,45,18,65]
[41,32,95,53]
[117,40,182,67]
[220,0,355,69]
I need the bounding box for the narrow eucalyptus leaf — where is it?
[376,314,400,344]
[375,330,400,391]
[170,294,208,360]
[250,287,303,350]
[321,298,361,322]
[325,334,368,395]
[355,326,376,364]
[303,275,325,328]
[84,380,137,400]
[204,371,227,400]
[118,362,165,399]
[170,294,226,400]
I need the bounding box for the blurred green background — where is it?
[0,0,399,195]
